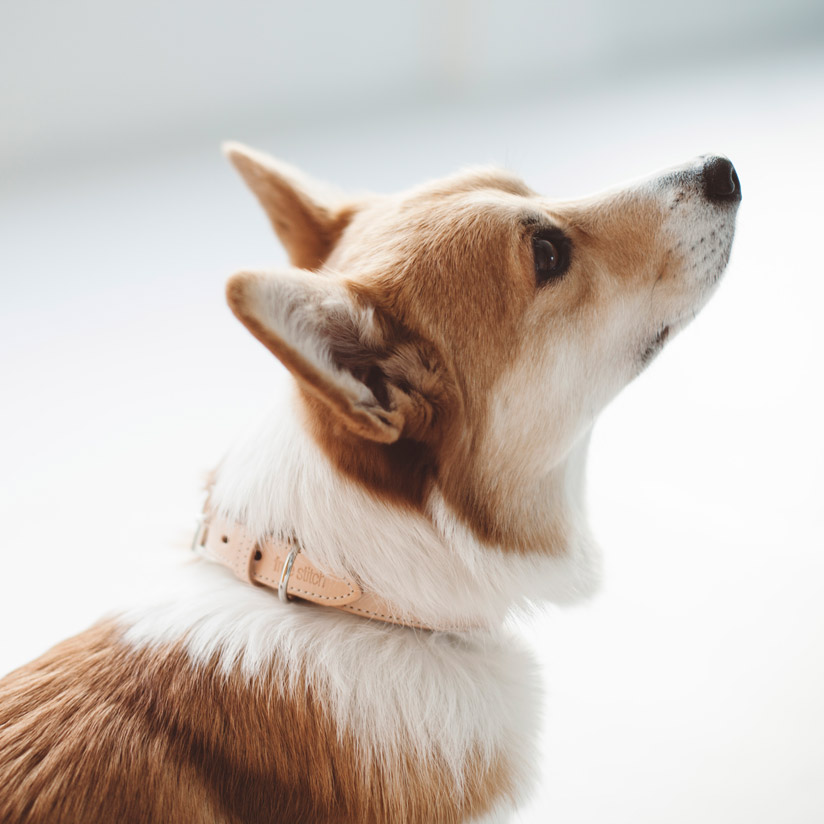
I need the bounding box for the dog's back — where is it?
[0,608,526,823]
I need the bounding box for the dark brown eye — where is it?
[531,228,571,285]
[534,238,558,273]
[534,235,568,285]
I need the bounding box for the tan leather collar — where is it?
[192,513,470,632]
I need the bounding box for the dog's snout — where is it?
[701,156,741,203]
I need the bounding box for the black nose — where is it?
[702,156,741,203]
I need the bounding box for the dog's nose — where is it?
[702,156,741,203]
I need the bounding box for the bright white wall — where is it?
[2,0,822,176]
[1,3,824,822]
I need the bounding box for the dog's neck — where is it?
[207,383,601,630]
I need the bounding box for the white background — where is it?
[1,2,823,821]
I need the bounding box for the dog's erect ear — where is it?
[227,269,445,444]
[224,142,354,270]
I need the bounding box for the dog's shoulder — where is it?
[0,570,537,823]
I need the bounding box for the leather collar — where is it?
[192,513,473,632]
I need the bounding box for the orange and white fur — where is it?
[0,147,740,823]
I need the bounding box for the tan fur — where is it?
[0,623,513,824]
[228,158,676,551]
[1,149,736,822]
[226,143,356,271]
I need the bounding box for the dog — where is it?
[0,145,740,823]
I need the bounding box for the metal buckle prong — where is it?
[191,514,207,554]
[278,541,301,604]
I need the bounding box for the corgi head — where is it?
[225,144,740,556]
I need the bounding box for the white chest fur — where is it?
[120,561,542,805]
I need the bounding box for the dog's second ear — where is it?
[224,143,354,270]
[227,269,446,444]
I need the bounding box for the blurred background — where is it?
[2,2,823,822]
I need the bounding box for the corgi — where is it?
[0,146,740,823]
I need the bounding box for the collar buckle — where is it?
[278,540,301,604]
[191,514,208,554]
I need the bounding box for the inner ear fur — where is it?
[224,142,355,270]
[226,269,451,445]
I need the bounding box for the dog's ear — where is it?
[227,269,446,444]
[224,142,354,270]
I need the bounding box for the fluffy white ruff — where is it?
[208,386,601,630]
[120,560,541,800]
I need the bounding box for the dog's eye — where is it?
[532,232,569,285]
